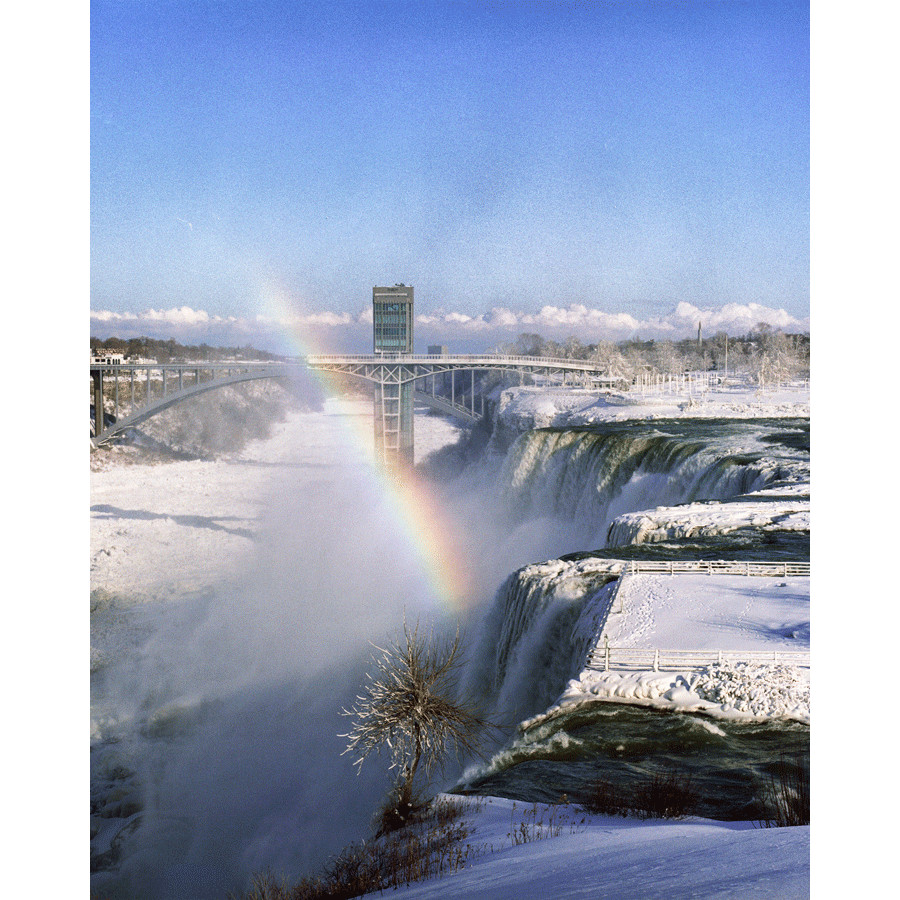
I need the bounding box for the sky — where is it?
[90,0,810,355]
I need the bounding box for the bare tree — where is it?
[341,621,493,820]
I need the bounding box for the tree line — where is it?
[497,323,810,385]
[90,335,282,364]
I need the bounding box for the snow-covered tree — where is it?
[748,324,809,386]
[341,621,491,820]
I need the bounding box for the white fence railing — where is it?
[586,646,810,673]
[620,560,809,578]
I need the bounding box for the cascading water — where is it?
[497,421,807,549]
[450,417,809,816]
[460,559,620,724]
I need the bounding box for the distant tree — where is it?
[505,333,546,357]
[705,331,730,372]
[126,336,148,358]
[646,340,684,375]
[341,621,493,825]
[589,340,633,382]
[615,338,653,376]
[561,335,589,359]
[542,338,564,359]
[747,324,808,386]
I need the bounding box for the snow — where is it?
[605,573,810,654]
[391,795,809,900]
[608,492,810,546]
[493,379,810,432]
[89,392,814,899]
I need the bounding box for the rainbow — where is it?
[255,282,477,618]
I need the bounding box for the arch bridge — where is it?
[90,354,617,465]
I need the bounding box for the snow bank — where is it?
[539,661,810,725]
[493,381,810,437]
[607,490,810,546]
[391,795,809,900]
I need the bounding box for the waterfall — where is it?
[461,558,620,726]
[458,419,809,735]
[497,426,801,545]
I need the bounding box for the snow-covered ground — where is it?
[492,379,810,433]
[554,569,810,724]
[392,794,809,900]
[88,391,815,899]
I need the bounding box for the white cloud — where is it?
[142,306,234,326]
[256,310,355,328]
[91,301,809,352]
[484,307,521,327]
[667,301,807,335]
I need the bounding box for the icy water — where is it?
[91,402,809,897]
[455,704,809,820]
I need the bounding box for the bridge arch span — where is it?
[91,355,615,457]
[90,365,295,446]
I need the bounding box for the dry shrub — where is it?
[233,797,479,900]
[632,770,696,819]
[581,777,631,817]
[582,770,696,820]
[756,753,809,828]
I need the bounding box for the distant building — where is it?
[372,285,415,465]
[372,284,414,354]
[90,350,125,365]
[427,345,448,356]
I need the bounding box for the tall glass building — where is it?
[372,285,414,466]
[373,284,414,354]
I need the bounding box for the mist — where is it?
[91,394,592,900]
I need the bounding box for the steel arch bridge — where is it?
[90,354,617,463]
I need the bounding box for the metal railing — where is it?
[304,353,612,371]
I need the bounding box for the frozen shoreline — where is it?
[537,660,810,727]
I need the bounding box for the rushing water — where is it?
[444,415,809,820]
[454,703,810,820]
[91,403,809,897]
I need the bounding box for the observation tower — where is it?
[372,285,415,466]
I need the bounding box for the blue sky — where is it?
[90,0,810,353]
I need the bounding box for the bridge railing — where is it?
[303,353,614,371]
[90,362,291,444]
